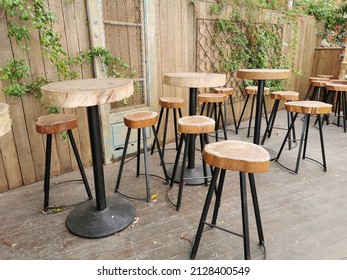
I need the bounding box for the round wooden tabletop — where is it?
[164,72,226,88]
[41,78,134,108]
[0,103,11,137]
[236,69,291,80]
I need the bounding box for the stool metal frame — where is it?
[190,169,264,260]
[115,123,169,203]
[42,126,93,211]
[276,113,327,174]
[151,103,183,158]
[169,132,211,211]
[237,91,269,138]
[200,100,227,141]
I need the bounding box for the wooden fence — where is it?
[0,1,326,192]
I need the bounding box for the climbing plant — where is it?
[0,0,134,112]
[208,1,292,91]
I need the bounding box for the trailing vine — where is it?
[209,2,291,91]
[0,0,134,113]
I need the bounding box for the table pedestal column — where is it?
[66,106,135,238]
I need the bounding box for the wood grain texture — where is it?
[198,93,227,103]
[284,101,332,115]
[164,72,226,88]
[325,83,347,91]
[202,140,270,173]
[36,114,78,135]
[41,78,134,108]
[124,111,158,129]
[236,69,291,80]
[159,97,184,109]
[178,115,215,134]
[271,91,300,101]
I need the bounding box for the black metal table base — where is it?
[167,163,211,185]
[66,195,136,239]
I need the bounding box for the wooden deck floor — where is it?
[1,110,347,260]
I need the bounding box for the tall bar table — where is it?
[41,78,136,238]
[0,103,11,137]
[236,69,291,145]
[164,72,226,184]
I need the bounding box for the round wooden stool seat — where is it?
[198,93,228,103]
[36,114,78,135]
[330,79,347,85]
[213,87,234,95]
[124,111,158,129]
[271,91,300,101]
[203,140,270,173]
[159,97,184,109]
[325,83,347,92]
[178,116,215,134]
[284,101,332,115]
[309,76,330,83]
[316,74,334,79]
[245,86,270,95]
[311,80,329,87]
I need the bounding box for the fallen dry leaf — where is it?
[180,235,192,245]
[3,241,16,248]
[131,217,139,228]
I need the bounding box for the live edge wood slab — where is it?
[41,78,134,108]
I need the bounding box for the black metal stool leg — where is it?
[115,128,131,192]
[162,108,169,159]
[211,169,226,225]
[276,113,298,161]
[237,95,250,131]
[317,115,328,172]
[229,95,238,134]
[177,134,190,211]
[173,109,179,150]
[248,173,264,245]
[152,125,169,183]
[190,167,221,260]
[136,128,141,177]
[247,96,256,138]
[142,127,151,202]
[218,102,228,140]
[199,134,208,186]
[43,134,53,210]
[169,134,185,189]
[67,130,93,200]
[261,100,279,145]
[295,114,309,174]
[240,171,250,260]
[151,107,164,155]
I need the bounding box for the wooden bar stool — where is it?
[190,140,270,260]
[151,97,184,160]
[212,87,238,134]
[275,101,332,174]
[237,86,270,138]
[198,93,228,141]
[169,115,215,211]
[36,114,93,211]
[325,83,347,132]
[261,91,299,149]
[115,111,169,202]
[304,77,330,100]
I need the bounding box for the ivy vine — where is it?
[0,0,134,113]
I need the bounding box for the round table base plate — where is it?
[66,196,135,239]
[167,163,211,185]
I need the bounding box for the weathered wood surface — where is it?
[124,111,158,129]
[0,103,11,137]
[164,72,226,88]
[236,69,291,80]
[178,115,215,134]
[41,78,134,108]
[202,140,270,173]
[284,101,332,114]
[271,91,299,101]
